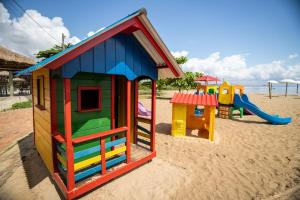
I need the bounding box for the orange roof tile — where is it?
[170,93,218,106]
[195,75,220,82]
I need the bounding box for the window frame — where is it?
[36,75,45,110]
[78,86,102,112]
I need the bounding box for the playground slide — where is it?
[233,94,291,125]
[138,102,151,117]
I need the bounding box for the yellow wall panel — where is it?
[32,69,53,173]
[171,104,187,137]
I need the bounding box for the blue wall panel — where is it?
[94,43,105,73]
[105,38,116,74]
[80,49,94,73]
[62,33,157,80]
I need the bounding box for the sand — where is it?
[0,93,299,200]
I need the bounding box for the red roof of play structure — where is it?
[170,93,218,106]
[195,75,220,82]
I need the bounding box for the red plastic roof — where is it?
[195,75,220,82]
[170,93,218,106]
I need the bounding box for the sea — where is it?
[245,85,299,95]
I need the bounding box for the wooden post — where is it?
[285,83,288,97]
[151,80,156,152]
[9,71,13,96]
[133,79,138,144]
[64,79,75,190]
[101,137,106,174]
[111,75,115,150]
[50,78,58,173]
[126,80,131,163]
[268,82,272,99]
[62,33,66,50]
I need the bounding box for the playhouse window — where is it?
[222,89,228,94]
[78,86,101,112]
[36,76,45,109]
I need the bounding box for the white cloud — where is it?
[87,27,105,37]
[181,51,300,81]
[171,50,189,58]
[288,53,298,59]
[0,3,80,58]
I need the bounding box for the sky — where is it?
[0,0,300,84]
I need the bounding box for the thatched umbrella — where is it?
[13,77,26,82]
[267,80,278,99]
[0,46,35,96]
[280,79,296,97]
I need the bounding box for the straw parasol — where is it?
[13,77,26,82]
[267,80,278,99]
[280,79,296,97]
[0,46,35,96]
[0,46,35,71]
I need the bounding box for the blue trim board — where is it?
[56,137,127,160]
[75,155,127,182]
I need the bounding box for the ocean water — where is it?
[245,86,299,95]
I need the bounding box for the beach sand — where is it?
[0,93,299,200]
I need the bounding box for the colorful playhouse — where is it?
[17,9,183,199]
[195,75,220,94]
[170,93,218,141]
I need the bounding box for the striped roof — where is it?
[170,93,218,106]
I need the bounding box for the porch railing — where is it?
[53,126,129,183]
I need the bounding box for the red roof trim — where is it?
[43,17,179,77]
[170,93,218,106]
[134,19,179,77]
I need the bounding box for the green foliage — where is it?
[156,55,203,92]
[11,100,32,110]
[175,56,188,65]
[36,43,72,60]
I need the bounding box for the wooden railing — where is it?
[53,126,129,183]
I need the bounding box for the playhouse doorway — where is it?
[114,75,135,142]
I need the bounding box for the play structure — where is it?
[17,9,183,200]
[218,81,245,119]
[170,93,217,141]
[218,81,291,124]
[195,75,219,94]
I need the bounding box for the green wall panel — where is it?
[55,72,112,154]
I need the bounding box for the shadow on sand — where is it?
[17,133,64,199]
[156,123,209,139]
[231,118,269,124]
[156,123,171,135]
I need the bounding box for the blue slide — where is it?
[234,94,292,125]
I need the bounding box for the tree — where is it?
[175,56,188,65]
[36,43,72,60]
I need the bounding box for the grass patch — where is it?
[11,100,32,110]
